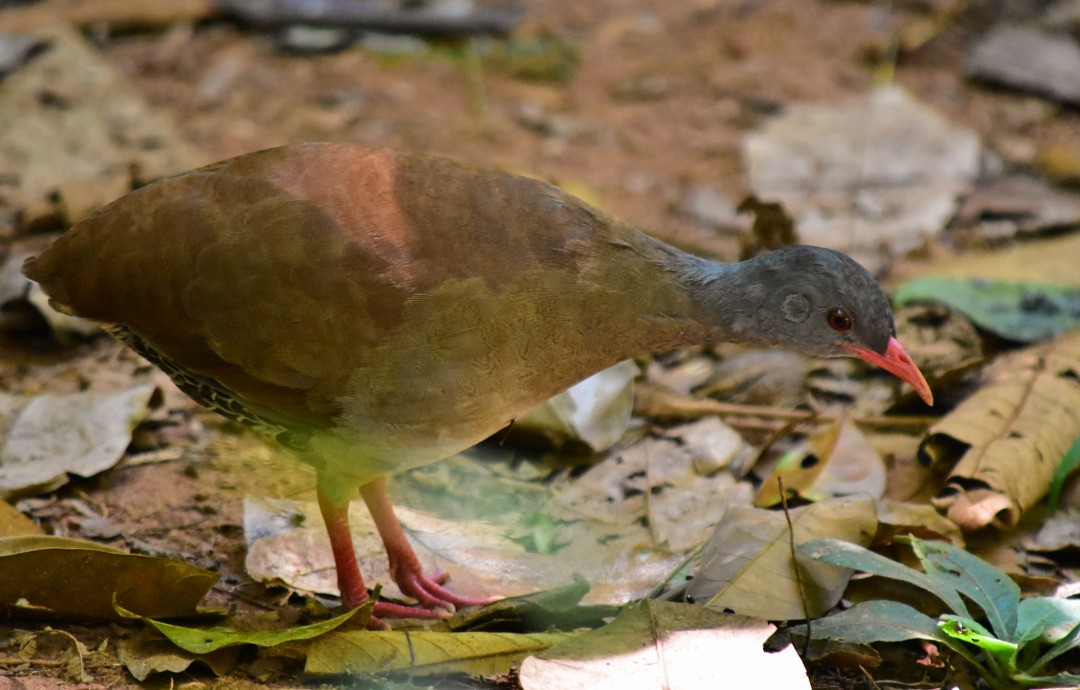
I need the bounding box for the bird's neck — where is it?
[621,230,777,351]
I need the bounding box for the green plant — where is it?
[794,536,1080,689]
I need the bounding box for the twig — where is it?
[634,384,936,428]
[778,477,810,658]
[0,657,67,667]
[741,415,807,478]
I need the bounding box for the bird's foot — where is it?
[340,571,487,626]
[392,568,491,613]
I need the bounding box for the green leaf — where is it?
[907,537,1020,640]
[792,599,942,644]
[893,276,1080,343]
[115,602,368,654]
[1030,618,1080,675]
[1016,597,1080,649]
[1011,672,1080,688]
[940,617,1018,661]
[797,538,971,619]
[789,600,993,676]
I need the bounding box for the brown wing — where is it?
[23,144,623,430]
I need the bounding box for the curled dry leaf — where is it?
[924,331,1080,530]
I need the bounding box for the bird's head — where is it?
[694,245,933,405]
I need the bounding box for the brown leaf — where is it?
[924,331,1080,530]
[686,496,878,620]
[116,628,239,681]
[757,417,885,506]
[0,498,42,537]
[873,500,963,546]
[0,535,217,620]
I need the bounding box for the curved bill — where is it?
[844,337,933,406]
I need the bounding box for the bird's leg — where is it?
[360,476,489,611]
[316,483,369,610]
[316,478,447,621]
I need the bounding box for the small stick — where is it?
[778,477,811,657]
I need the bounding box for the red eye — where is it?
[827,307,853,332]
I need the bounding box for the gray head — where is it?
[688,245,932,404]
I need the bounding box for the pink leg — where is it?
[360,476,489,612]
[316,479,448,622]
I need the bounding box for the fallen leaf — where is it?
[519,600,809,690]
[686,496,878,620]
[924,331,1080,530]
[745,86,980,266]
[307,629,570,677]
[116,627,239,681]
[1024,510,1080,552]
[511,360,638,452]
[894,276,1080,343]
[695,348,814,409]
[953,174,1080,239]
[116,602,367,654]
[874,500,963,546]
[0,385,159,499]
[0,23,203,217]
[893,233,1080,287]
[244,494,687,607]
[660,416,748,475]
[0,535,217,619]
[0,497,42,537]
[10,629,87,682]
[550,435,753,552]
[757,418,886,506]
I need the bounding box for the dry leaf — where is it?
[0,498,42,537]
[519,601,809,690]
[244,495,686,606]
[873,500,963,546]
[924,331,1080,530]
[0,23,203,216]
[117,628,239,681]
[549,433,753,552]
[511,360,638,452]
[308,629,570,677]
[686,496,878,620]
[0,386,160,499]
[0,535,217,619]
[757,418,886,506]
[745,86,980,267]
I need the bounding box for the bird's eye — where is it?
[827,307,854,332]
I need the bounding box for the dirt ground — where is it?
[3,0,1079,687]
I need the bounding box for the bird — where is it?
[23,143,933,623]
